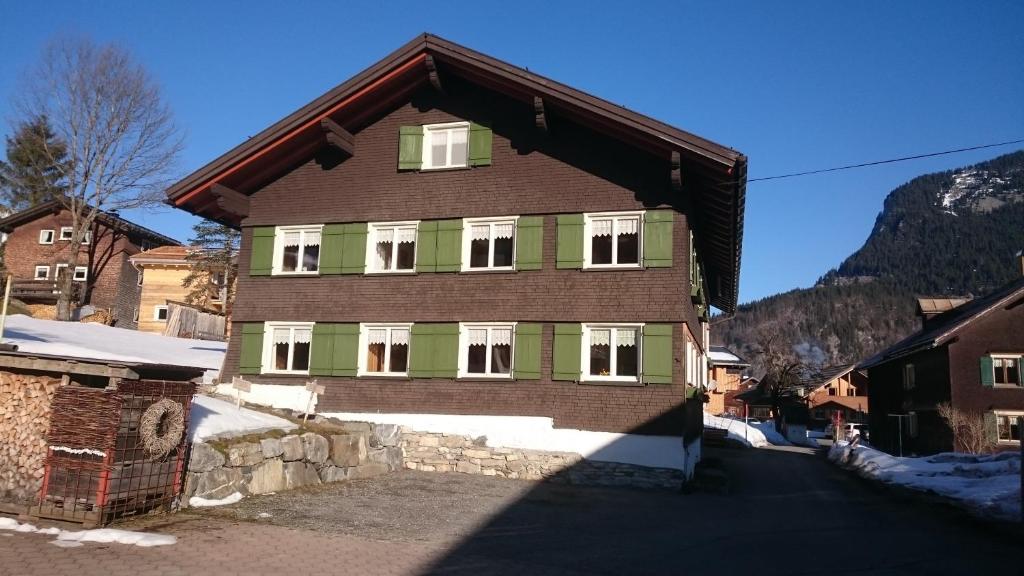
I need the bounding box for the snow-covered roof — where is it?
[1,315,225,370]
[708,345,749,367]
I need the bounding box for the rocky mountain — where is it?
[715,150,1024,375]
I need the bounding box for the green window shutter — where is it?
[513,323,542,380]
[416,221,438,273]
[468,123,492,167]
[320,224,346,275]
[432,324,460,378]
[642,324,674,384]
[409,324,435,378]
[980,356,994,387]
[555,214,584,269]
[982,411,998,444]
[552,323,582,381]
[238,323,265,375]
[249,227,276,276]
[398,126,423,170]
[643,210,674,268]
[341,223,367,274]
[435,219,462,272]
[514,216,544,271]
[309,324,334,376]
[331,324,360,376]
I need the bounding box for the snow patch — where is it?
[213,381,316,413]
[189,492,244,507]
[0,518,175,547]
[189,395,297,442]
[1,315,226,381]
[50,446,106,457]
[703,413,769,448]
[829,441,1021,521]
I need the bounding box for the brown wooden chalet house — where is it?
[0,200,180,327]
[166,35,746,472]
[861,276,1024,455]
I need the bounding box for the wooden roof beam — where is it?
[210,184,250,219]
[534,96,548,133]
[425,54,444,94]
[320,118,355,156]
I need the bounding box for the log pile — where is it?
[0,372,61,504]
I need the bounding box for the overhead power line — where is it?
[747,138,1024,183]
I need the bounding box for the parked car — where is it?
[826,422,869,441]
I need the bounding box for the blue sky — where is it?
[1,1,1021,304]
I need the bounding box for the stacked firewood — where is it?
[0,373,62,503]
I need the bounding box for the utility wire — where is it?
[747,138,1024,183]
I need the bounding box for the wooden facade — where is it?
[130,246,225,335]
[166,35,747,437]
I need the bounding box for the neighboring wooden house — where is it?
[164,34,746,479]
[129,246,227,336]
[0,200,180,328]
[705,345,750,415]
[861,277,1024,455]
[797,364,869,428]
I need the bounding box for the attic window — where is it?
[59,227,73,241]
[423,122,469,170]
[39,230,55,244]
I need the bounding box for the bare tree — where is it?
[755,333,808,419]
[17,35,182,320]
[937,402,995,454]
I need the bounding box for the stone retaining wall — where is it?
[400,429,686,490]
[184,422,403,503]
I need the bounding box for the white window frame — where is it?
[55,263,69,279]
[82,230,91,245]
[38,230,55,245]
[272,225,323,275]
[137,269,144,286]
[580,323,643,383]
[73,266,88,282]
[461,216,518,272]
[458,322,516,379]
[991,354,1022,387]
[583,211,644,269]
[994,410,1023,444]
[59,227,73,241]
[34,265,50,280]
[357,323,413,377]
[365,221,419,274]
[153,305,169,321]
[421,122,470,170]
[132,308,139,322]
[262,321,315,375]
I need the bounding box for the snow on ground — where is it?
[703,413,770,448]
[0,518,175,547]
[750,421,792,446]
[189,492,244,507]
[1,315,225,376]
[189,395,297,442]
[213,381,317,413]
[829,441,1022,521]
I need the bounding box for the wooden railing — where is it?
[9,279,83,303]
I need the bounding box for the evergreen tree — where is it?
[0,115,68,212]
[182,220,240,316]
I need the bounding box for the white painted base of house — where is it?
[213,382,317,414]
[322,411,698,475]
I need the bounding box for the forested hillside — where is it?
[716,150,1024,374]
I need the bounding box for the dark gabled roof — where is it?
[801,364,858,391]
[859,276,1024,369]
[0,199,181,246]
[164,33,747,312]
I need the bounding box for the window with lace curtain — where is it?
[367,222,417,272]
[274,225,321,274]
[360,324,411,376]
[459,323,514,377]
[462,217,516,271]
[584,212,642,267]
[582,324,640,382]
[264,322,313,374]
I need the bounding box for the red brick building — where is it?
[863,277,1024,455]
[0,200,180,328]
[166,35,746,474]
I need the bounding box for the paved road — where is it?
[1,445,1020,575]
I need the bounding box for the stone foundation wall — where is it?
[184,422,403,503]
[400,429,686,490]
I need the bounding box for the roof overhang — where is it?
[165,33,746,311]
